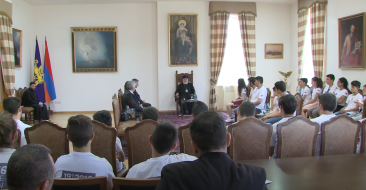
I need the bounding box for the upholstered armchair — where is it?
[178,122,195,156]
[53,177,107,190]
[294,93,303,116]
[112,178,160,190]
[112,94,138,137]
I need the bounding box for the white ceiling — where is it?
[23,0,296,6]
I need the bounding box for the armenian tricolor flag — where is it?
[44,38,56,103]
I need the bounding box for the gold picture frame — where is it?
[13,28,22,67]
[168,14,198,66]
[338,13,366,69]
[265,44,283,59]
[71,27,117,72]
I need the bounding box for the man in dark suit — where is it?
[122,81,143,114]
[132,78,151,108]
[22,82,49,121]
[156,111,268,190]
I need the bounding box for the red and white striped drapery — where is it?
[0,15,15,96]
[297,9,309,79]
[238,12,256,77]
[310,2,326,78]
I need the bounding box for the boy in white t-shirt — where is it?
[126,122,196,178]
[251,76,267,114]
[335,80,364,116]
[261,81,288,124]
[55,115,114,190]
[352,84,366,121]
[298,78,312,104]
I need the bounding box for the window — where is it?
[217,14,248,86]
[301,9,314,83]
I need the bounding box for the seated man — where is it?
[251,76,267,114]
[55,115,114,190]
[175,75,196,116]
[142,107,159,121]
[335,81,364,116]
[132,78,151,108]
[352,84,366,121]
[261,81,288,124]
[192,101,208,118]
[126,122,196,178]
[237,102,256,121]
[21,82,49,121]
[7,144,55,190]
[122,81,144,115]
[93,110,126,172]
[3,97,30,147]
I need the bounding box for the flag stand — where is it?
[47,102,53,115]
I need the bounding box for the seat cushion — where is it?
[116,120,139,137]
[22,107,34,113]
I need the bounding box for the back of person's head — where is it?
[192,101,208,117]
[125,81,135,91]
[326,74,335,81]
[7,144,54,190]
[312,77,323,89]
[152,122,177,154]
[248,77,256,86]
[142,107,159,121]
[0,112,17,148]
[93,110,112,126]
[67,115,93,148]
[274,81,286,92]
[351,80,361,89]
[238,102,255,118]
[3,97,21,115]
[319,93,337,112]
[190,111,227,152]
[278,95,298,115]
[255,76,263,84]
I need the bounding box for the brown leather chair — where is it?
[112,178,160,190]
[53,177,107,190]
[277,116,319,158]
[175,70,193,116]
[227,118,272,161]
[361,120,366,153]
[15,87,35,124]
[112,94,138,137]
[125,119,158,168]
[178,122,195,156]
[265,88,271,105]
[363,99,366,119]
[321,115,361,156]
[91,120,127,177]
[118,88,124,113]
[24,121,69,162]
[294,93,303,116]
[13,129,22,149]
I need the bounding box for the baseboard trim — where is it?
[53,111,113,114]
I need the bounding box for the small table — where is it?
[180,99,197,117]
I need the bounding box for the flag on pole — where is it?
[44,38,56,103]
[34,37,45,103]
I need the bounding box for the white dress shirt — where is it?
[15,119,30,147]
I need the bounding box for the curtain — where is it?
[310,3,326,78]
[297,9,309,79]
[0,15,15,97]
[238,12,256,77]
[209,12,230,111]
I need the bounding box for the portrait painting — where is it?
[12,28,22,67]
[265,44,283,59]
[169,14,198,66]
[338,13,366,69]
[71,27,117,72]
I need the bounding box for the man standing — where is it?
[341,24,363,67]
[132,79,151,108]
[122,81,143,114]
[175,76,196,116]
[22,82,49,121]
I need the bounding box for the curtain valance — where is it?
[298,0,327,13]
[0,0,12,23]
[209,2,256,16]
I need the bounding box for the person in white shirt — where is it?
[93,110,127,172]
[225,79,248,123]
[333,77,351,113]
[251,76,267,114]
[308,74,337,118]
[352,84,366,121]
[302,77,323,117]
[262,81,288,124]
[233,77,256,122]
[335,80,364,117]
[298,78,312,104]
[126,122,196,179]
[270,95,298,158]
[311,93,338,156]
[3,97,31,147]
[55,115,114,190]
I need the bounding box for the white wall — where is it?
[289,1,298,94]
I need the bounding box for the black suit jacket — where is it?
[133,90,143,104]
[22,88,40,106]
[122,91,143,112]
[156,152,268,190]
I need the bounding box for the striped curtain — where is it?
[209,12,230,111]
[238,12,256,77]
[0,15,15,97]
[298,9,309,79]
[310,3,326,78]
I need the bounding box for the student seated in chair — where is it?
[251,76,267,114]
[298,78,311,105]
[233,77,256,121]
[126,122,196,179]
[237,102,256,122]
[335,81,364,117]
[93,110,126,172]
[351,84,366,121]
[225,78,247,123]
[142,107,159,121]
[55,115,114,190]
[302,77,323,117]
[261,81,288,124]
[192,101,208,119]
[122,81,144,115]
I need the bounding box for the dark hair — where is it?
[326,74,335,81]
[278,95,298,115]
[237,78,247,97]
[152,122,177,154]
[0,112,17,148]
[238,102,255,117]
[93,110,112,126]
[248,77,256,86]
[351,80,361,89]
[319,93,337,112]
[132,78,139,82]
[274,81,286,92]
[7,144,53,190]
[300,78,308,85]
[255,76,263,84]
[338,77,351,94]
[142,107,159,121]
[3,97,21,115]
[364,84,366,88]
[190,111,227,152]
[192,101,208,117]
[67,115,93,148]
[29,82,36,86]
[312,77,323,89]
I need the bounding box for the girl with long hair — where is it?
[334,77,351,112]
[225,78,248,122]
[302,77,323,117]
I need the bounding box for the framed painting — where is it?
[338,13,366,69]
[71,27,117,72]
[169,14,198,66]
[265,44,283,59]
[12,28,22,67]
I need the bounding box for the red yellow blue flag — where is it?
[44,38,56,103]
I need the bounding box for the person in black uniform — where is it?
[175,75,196,116]
[132,78,151,108]
[21,82,49,121]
